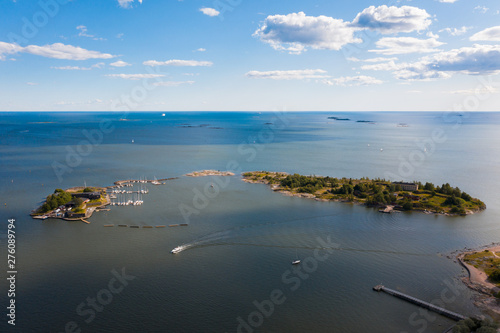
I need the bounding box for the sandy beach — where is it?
[457,244,500,317]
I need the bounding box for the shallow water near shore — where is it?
[1,112,500,332]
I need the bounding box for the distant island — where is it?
[242,171,486,216]
[327,116,350,121]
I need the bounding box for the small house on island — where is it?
[392,182,419,192]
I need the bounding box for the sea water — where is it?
[0,112,499,332]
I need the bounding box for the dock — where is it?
[373,285,466,321]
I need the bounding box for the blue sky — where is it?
[1,0,499,111]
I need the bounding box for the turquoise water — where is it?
[1,112,499,332]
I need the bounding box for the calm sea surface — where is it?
[1,112,500,333]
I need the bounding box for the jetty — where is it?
[373,285,466,321]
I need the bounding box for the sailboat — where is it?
[291,249,301,265]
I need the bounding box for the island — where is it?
[327,116,350,121]
[30,171,235,222]
[31,187,110,222]
[185,170,235,177]
[242,171,486,216]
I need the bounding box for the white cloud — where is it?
[52,63,104,70]
[436,0,458,3]
[199,7,220,17]
[143,59,213,67]
[322,76,383,86]
[364,57,399,63]
[439,26,470,36]
[106,74,165,80]
[0,41,22,60]
[110,60,131,67]
[118,0,142,8]
[153,81,195,87]
[245,69,330,80]
[370,36,444,55]
[254,12,361,54]
[76,25,105,41]
[351,5,432,34]
[361,61,401,71]
[470,26,500,42]
[196,48,206,52]
[366,44,500,80]
[0,42,115,60]
[26,82,38,86]
[473,6,489,14]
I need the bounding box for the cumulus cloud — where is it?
[245,69,330,80]
[110,60,131,67]
[364,44,500,80]
[439,26,470,36]
[351,5,431,34]
[370,36,444,55]
[196,48,206,52]
[0,41,22,60]
[200,7,220,17]
[254,6,433,54]
[436,0,458,3]
[0,42,115,60]
[106,74,165,80]
[153,81,195,87]
[253,12,361,54]
[143,59,213,67]
[470,26,500,41]
[322,76,383,86]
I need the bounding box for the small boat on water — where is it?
[171,246,183,254]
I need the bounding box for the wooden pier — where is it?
[373,285,466,321]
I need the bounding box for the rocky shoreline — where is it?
[455,244,500,319]
[185,170,235,177]
[242,172,484,216]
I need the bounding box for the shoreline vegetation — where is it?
[242,171,486,216]
[456,244,500,320]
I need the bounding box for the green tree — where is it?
[402,201,413,211]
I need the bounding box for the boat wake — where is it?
[170,230,232,254]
